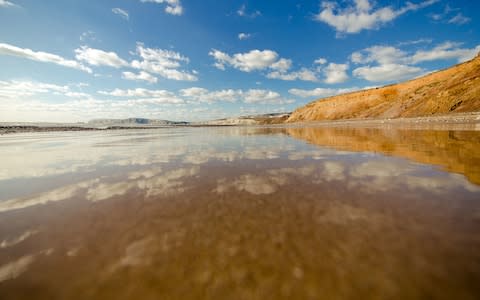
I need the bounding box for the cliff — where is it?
[287,54,480,122]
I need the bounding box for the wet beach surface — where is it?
[0,127,479,300]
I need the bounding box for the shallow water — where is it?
[0,126,479,300]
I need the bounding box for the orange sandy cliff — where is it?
[287,54,480,122]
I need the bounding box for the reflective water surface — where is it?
[0,127,479,300]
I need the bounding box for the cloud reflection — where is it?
[214,166,315,195]
[0,255,36,283]
[0,166,200,212]
[1,230,38,249]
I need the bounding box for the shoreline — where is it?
[2,112,480,135]
[281,112,480,131]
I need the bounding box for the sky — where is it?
[0,0,479,122]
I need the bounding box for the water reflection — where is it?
[286,127,480,185]
[0,127,479,299]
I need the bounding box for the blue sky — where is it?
[0,0,479,122]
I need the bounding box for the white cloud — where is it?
[237,4,261,18]
[267,57,351,83]
[0,79,200,122]
[209,49,279,72]
[98,88,175,98]
[140,0,183,16]
[238,33,251,40]
[397,38,433,46]
[0,80,69,99]
[411,42,480,63]
[243,89,295,105]
[314,58,327,65]
[131,43,197,81]
[97,88,184,104]
[324,63,349,83]
[0,0,18,8]
[0,78,293,122]
[179,87,294,105]
[351,43,480,65]
[267,68,318,82]
[0,43,92,73]
[288,87,359,98]
[270,58,292,72]
[448,13,470,25]
[180,87,240,104]
[210,49,319,82]
[118,97,184,105]
[1,41,198,82]
[315,0,438,35]
[353,64,423,82]
[350,42,480,82]
[351,46,408,64]
[75,46,128,68]
[112,8,129,20]
[122,71,158,83]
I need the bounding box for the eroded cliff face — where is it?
[287,54,480,123]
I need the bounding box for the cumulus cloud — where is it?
[350,42,480,82]
[315,0,438,35]
[0,80,70,99]
[122,71,158,83]
[209,49,280,72]
[238,33,251,40]
[98,88,175,98]
[267,68,318,82]
[75,46,128,68]
[131,43,197,81]
[112,8,129,20]
[410,42,480,63]
[324,63,349,83]
[0,43,92,73]
[268,58,349,83]
[180,87,294,105]
[288,87,359,98]
[180,87,240,104]
[243,89,295,105]
[97,88,184,104]
[140,0,183,15]
[98,88,185,106]
[353,64,423,82]
[0,78,206,123]
[1,78,294,123]
[1,41,197,82]
[351,46,408,64]
[210,49,319,82]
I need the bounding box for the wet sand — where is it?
[0,127,479,299]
